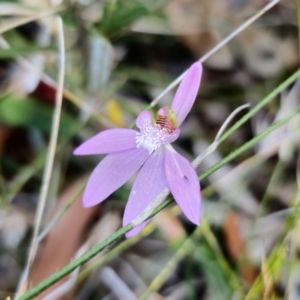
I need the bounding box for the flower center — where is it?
[136,124,169,154]
[136,107,178,154]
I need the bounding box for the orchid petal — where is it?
[74,129,138,155]
[171,62,202,126]
[136,110,152,130]
[124,147,167,237]
[164,128,180,144]
[83,148,149,207]
[164,146,201,225]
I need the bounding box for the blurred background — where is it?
[0,0,300,299]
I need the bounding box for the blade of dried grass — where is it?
[192,103,251,168]
[148,0,280,109]
[261,248,274,299]
[15,16,65,298]
[0,7,62,34]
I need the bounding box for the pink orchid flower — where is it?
[74,62,202,237]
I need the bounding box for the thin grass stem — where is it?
[148,0,279,109]
[0,7,62,35]
[192,103,251,168]
[15,17,65,298]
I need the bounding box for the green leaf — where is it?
[196,245,233,300]
[0,96,79,138]
[98,0,149,37]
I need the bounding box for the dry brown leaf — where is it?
[223,212,257,285]
[30,177,98,299]
[224,212,244,261]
